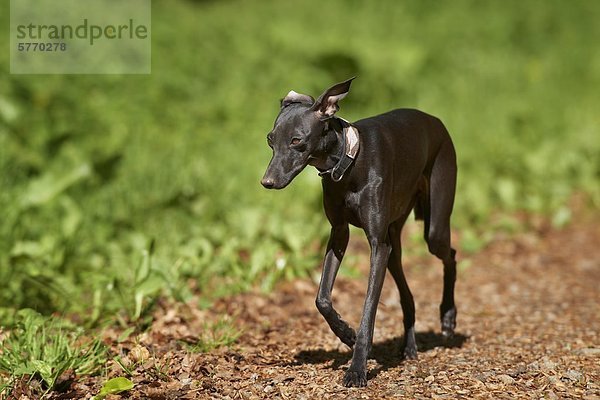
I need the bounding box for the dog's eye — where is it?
[291,138,301,146]
[267,135,273,148]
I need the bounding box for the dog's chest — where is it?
[323,181,370,228]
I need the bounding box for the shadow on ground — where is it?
[292,331,469,378]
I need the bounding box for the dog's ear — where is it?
[311,77,355,119]
[281,90,315,108]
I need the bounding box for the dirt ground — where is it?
[19,214,600,399]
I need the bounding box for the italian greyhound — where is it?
[261,78,458,387]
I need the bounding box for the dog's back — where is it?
[354,108,453,169]
[350,108,456,222]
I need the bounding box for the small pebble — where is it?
[130,345,150,363]
[576,348,600,356]
[564,370,583,381]
[498,374,515,385]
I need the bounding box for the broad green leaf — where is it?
[93,377,134,400]
[20,164,91,209]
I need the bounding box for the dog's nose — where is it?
[261,178,275,188]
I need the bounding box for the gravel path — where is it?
[30,217,600,399]
[193,219,599,399]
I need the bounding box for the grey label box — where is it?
[10,0,151,74]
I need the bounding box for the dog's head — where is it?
[261,78,354,189]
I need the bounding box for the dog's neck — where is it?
[309,118,345,171]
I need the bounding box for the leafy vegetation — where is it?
[0,310,106,394]
[0,0,598,394]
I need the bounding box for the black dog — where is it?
[261,78,458,387]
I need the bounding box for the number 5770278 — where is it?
[17,42,67,51]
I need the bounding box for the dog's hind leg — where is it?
[387,218,417,359]
[425,138,458,338]
[315,223,356,347]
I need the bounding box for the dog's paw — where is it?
[441,307,457,338]
[403,343,418,360]
[343,367,367,387]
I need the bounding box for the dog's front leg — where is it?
[343,237,391,387]
[315,223,356,347]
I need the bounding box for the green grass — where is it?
[0,310,107,395]
[181,317,241,353]
[0,1,598,393]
